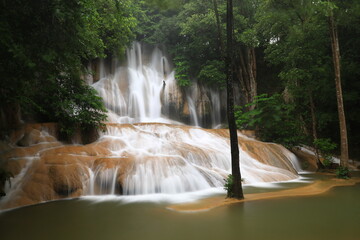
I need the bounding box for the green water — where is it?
[1,177,359,240]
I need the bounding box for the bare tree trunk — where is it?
[235,46,257,110]
[329,13,349,167]
[247,47,257,109]
[213,0,224,58]
[226,0,244,199]
[309,93,324,169]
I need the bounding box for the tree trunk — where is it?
[309,93,324,169]
[329,13,349,167]
[213,0,224,58]
[226,0,244,199]
[235,46,257,111]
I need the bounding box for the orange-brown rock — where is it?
[291,147,318,171]
[48,164,87,196]
[0,122,302,210]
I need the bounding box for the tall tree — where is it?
[328,2,349,167]
[226,0,244,199]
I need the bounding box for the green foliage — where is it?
[134,0,360,160]
[336,166,350,179]
[94,0,138,56]
[137,0,226,88]
[224,174,234,198]
[174,57,192,87]
[314,138,337,168]
[254,0,360,157]
[0,0,139,133]
[235,94,306,147]
[198,60,226,89]
[224,174,244,198]
[137,0,261,92]
[144,0,183,10]
[37,75,108,137]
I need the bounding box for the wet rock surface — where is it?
[0,123,301,210]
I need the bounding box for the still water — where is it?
[1,175,359,240]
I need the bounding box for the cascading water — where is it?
[0,43,302,209]
[92,42,223,127]
[210,90,222,128]
[186,95,200,127]
[82,124,300,196]
[86,42,301,196]
[93,42,172,124]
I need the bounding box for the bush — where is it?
[235,94,306,147]
[224,174,244,198]
[224,174,234,198]
[336,166,350,179]
[174,57,191,87]
[34,75,108,139]
[198,60,226,89]
[314,138,337,168]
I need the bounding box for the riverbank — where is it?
[168,174,360,212]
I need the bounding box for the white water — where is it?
[79,124,300,196]
[186,95,200,126]
[0,43,302,208]
[84,42,302,197]
[92,42,173,124]
[92,42,222,127]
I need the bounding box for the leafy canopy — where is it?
[0,0,139,135]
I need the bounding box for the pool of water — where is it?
[1,174,359,240]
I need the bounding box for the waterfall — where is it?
[95,124,299,195]
[92,42,171,124]
[86,166,119,195]
[92,42,223,127]
[87,42,301,195]
[0,43,302,209]
[0,122,301,209]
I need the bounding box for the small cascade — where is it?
[210,90,222,128]
[186,95,200,127]
[99,59,107,80]
[85,166,120,195]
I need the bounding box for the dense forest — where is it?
[1,0,359,164]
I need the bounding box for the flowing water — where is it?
[1,175,359,240]
[91,42,221,127]
[83,42,302,196]
[0,42,305,209]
